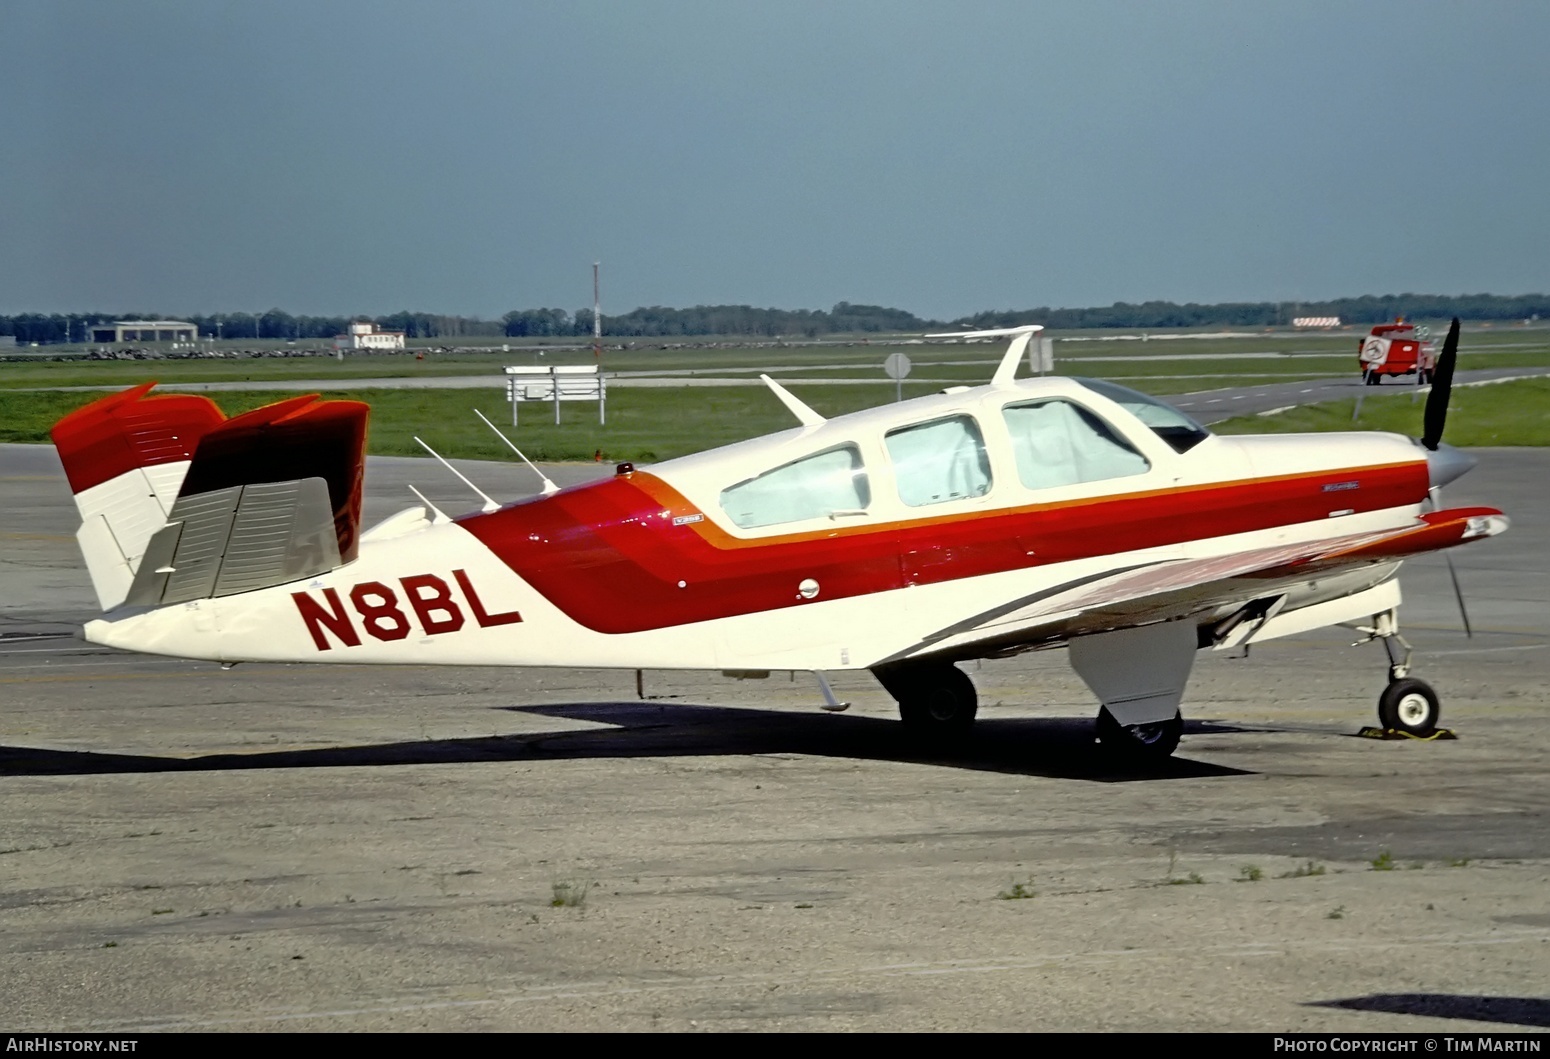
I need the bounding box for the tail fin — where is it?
[52,385,369,611]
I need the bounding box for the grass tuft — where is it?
[997,878,1037,900]
[550,880,590,908]
[1279,860,1326,878]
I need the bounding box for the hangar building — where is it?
[89,320,199,343]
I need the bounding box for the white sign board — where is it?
[504,364,606,424]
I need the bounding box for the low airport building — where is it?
[334,321,407,351]
[89,320,199,343]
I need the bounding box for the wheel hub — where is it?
[1396,692,1431,727]
[1129,721,1168,746]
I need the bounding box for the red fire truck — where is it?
[1357,319,1437,385]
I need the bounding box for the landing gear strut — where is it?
[873,663,978,740]
[1352,608,1441,735]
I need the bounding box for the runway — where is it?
[1,442,1547,1032]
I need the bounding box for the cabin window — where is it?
[1001,399,1150,490]
[885,415,993,507]
[719,445,870,529]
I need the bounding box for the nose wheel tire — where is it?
[1378,678,1440,735]
[1096,707,1183,760]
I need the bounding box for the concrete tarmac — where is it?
[1,442,1547,1032]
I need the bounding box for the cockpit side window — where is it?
[1001,399,1150,491]
[719,445,870,529]
[885,415,993,507]
[1072,377,1212,453]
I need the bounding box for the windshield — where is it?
[1072,378,1212,454]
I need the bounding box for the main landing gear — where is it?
[871,658,1187,762]
[1353,608,1442,735]
[1095,707,1183,760]
[873,663,978,741]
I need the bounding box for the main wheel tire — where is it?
[1378,678,1440,735]
[1418,368,1433,385]
[890,665,978,737]
[1096,707,1183,760]
[1364,370,1381,386]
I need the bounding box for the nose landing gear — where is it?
[1351,608,1442,736]
[1379,678,1441,734]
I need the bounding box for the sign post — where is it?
[883,352,912,402]
[1027,336,1054,375]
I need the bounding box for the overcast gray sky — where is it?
[3,0,1547,320]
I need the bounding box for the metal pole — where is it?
[553,367,560,425]
[593,261,602,363]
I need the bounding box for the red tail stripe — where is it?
[178,396,369,563]
[50,383,226,494]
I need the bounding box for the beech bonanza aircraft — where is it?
[50,319,1505,760]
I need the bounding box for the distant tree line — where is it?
[518,301,928,338]
[953,293,1550,331]
[4,293,1548,344]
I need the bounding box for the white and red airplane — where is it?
[49,319,1505,760]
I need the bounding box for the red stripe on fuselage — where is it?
[455,463,1429,634]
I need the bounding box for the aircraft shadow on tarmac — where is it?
[0,701,1252,782]
[1309,993,1550,1029]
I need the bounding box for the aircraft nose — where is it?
[1426,441,1476,489]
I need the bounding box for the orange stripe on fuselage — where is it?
[455,461,1429,634]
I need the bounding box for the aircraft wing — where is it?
[886,506,1508,663]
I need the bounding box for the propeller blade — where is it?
[1421,316,1460,451]
[1444,552,1474,639]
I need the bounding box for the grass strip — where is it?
[1213,376,1550,445]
